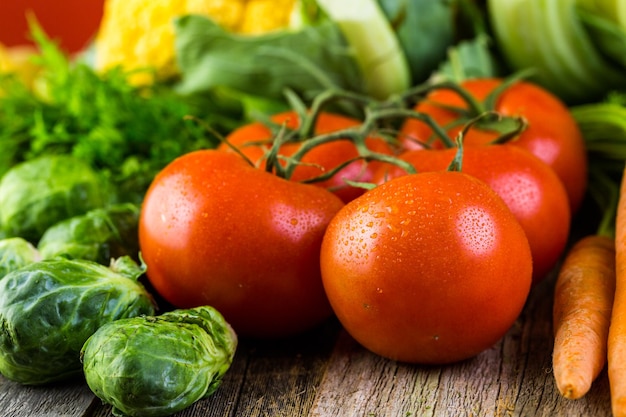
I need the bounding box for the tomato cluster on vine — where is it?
[138,77,586,364]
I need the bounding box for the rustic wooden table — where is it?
[0,266,613,417]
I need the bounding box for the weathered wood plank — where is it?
[309,274,612,417]
[0,376,96,417]
[214,320,340,417]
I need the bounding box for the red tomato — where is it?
[400,78,588,213]
[0,1,104,53]
[139,149,345,338]
[373,145,571,284]
[320,171,532,364]
[220,111,395,203]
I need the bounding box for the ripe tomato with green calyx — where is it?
[320,170,533,364]
[220,110,395,203]
[399,78,588,214]
[138,149,345,338]
[372,144,571,285]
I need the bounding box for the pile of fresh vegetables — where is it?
[2,0,626,416]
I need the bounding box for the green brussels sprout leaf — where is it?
[0,237,40,279]
[0,257,156,385]
[0,155,114,243]
[109,255,147,282]
[81,306,238,417]
[38,203,140,264]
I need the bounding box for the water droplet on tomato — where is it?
[456,205,497,256]
[385,205,398,214]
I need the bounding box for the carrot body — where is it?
[609,167,626,416]
[553,234,616,399]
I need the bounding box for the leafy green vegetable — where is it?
[487,0,626,104]
[577,0,626,28]
[0,155,112,243]
[424,0,504,83]
[174,10,364,104]
[570,91,626,237]
[0,75,33,178]
[577,4,626,68]
[81,306,237,417]
[433,33,503,82]
[571,91,626,179]
[377,0,457,84]
[38,203,140,264]
[0,23,232,204]
[173,0,477,109]
[0,238,40,279]
[0,256,155,385]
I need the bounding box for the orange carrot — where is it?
[609,166,626,416]
[553,234,616,399]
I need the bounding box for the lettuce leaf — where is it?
[173,14,364,103]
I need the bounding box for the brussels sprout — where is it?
[81,306,238,417]
[0,154,112,243]
[0,256,155,385]
[38,203,140,264]
[0,237,40,279]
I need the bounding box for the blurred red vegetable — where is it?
[0,0,104,53]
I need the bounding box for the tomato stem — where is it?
[396,80,485,116]
[482,69,536,111]
[447,136,464,173]
[264,122,293,176]
[488,115,528,144]
[259,78,530,185]
[183,115,258,166]
[263,88,458,181]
